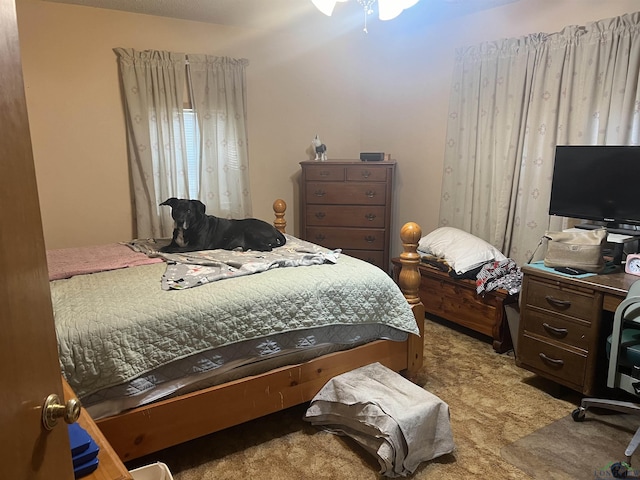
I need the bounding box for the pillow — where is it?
[418,227,506,274]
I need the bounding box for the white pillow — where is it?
[418,227,507,274]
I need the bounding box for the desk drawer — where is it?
[518,334,587,387]
[521,309,590,351]
[525,278,599,323]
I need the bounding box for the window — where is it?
[183,108,200,199]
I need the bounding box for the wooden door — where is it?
[0,0,74,477]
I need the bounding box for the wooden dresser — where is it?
[299,160,396,271]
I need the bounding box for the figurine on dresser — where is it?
[312,134,327,161]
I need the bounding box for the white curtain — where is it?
[114,48,189,238]
[187,55,252,219]
[439,12,640,265]
[115,49,252,237]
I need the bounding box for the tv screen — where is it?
[549,146,640,229]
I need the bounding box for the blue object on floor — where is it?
[73,456,99,478]
[67,423,91,456]
[72,438,99,467]
[68,423,100,478]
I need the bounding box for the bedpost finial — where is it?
[400,222,422,245]
[398,222,422,306]
[273,199,287,234]
[273,199,286,214]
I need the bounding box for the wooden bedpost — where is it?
[399,222,425,378]
[273,199,287,234]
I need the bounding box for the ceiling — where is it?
[41,0,522,29]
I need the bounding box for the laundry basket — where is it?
[129,462,173,480]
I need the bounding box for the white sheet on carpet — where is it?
[304,362,455,477]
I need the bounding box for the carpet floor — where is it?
[125,317,636,479]
[502,411,640,479]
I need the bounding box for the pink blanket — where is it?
[47,243,163,281]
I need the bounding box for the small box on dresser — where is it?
[299,160,395,271]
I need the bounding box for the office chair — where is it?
[572,280,640,478]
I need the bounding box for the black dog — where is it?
[159,198,286,253]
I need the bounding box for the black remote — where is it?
[553,266,588,275]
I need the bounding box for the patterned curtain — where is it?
[187,55,252,219]
[439,12,640,265]
[114,48,189,238]
[114,49,252,237]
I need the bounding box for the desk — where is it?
[516,265,640,396]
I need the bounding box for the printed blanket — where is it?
[128,234,340,290]
[475,258,522,296]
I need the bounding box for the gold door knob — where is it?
[42,393,81,430]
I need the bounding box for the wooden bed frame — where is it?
[96,199,425,461]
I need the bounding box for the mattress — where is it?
[51,252,419,418]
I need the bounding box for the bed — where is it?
[392,226,520,354]
[48,199,425,462]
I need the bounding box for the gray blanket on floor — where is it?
[304,363,455,477]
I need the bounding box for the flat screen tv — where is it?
[549,145,640,233]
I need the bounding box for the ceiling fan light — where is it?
[377,0,403,20]
[311,0,338,16]
[378,0,420,21]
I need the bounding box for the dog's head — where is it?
[160,198,206,230]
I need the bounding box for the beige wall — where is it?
[359,0,640,254]
[16,0,639,258]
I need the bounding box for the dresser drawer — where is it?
[346,165,388,182]
[305,227,385,250]
[518,334,587,387]
[304,164,345,181]
[343,249,384,268]
[306,205,386,228]
[521,308,590,351]
[525,278,599,323]
[306,182,388,205]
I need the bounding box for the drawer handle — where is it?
[545,295,571,308]
[364,235,376,243]
[361,170,371,178]
[539,352,564,367]
[319,171,330,177]
[314,234,326,241]
[365,213,376,221]
[314,212,326,219]
[542,322,568,338]
[314,190,326,197]
[365,190,376,198]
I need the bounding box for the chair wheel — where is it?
[571,407,586,422]
[611,462,629,478]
